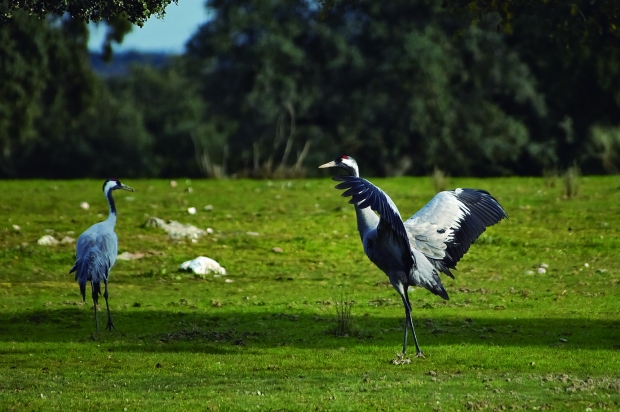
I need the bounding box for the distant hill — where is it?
[89,50,173,76]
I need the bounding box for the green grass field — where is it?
[1,176,619,411]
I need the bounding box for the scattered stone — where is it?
[146,217,207,240]
[206,228,214,234]
[225,278,234,283]
[525,270,534,275]
[246,232,259,236]
[584,263,589,268]
[204,205,213,211]
[186,187,193,193]
[37,235,58,246]
[60,236,75,244]
[539,263,549,269]
[390,353,411,365]
[80,202,89,210]
[179,256,226,276]
[117,251,145,261]
[537,267,547,274]
[272,247,283,253]
[12,224,20,231]
[559,338,568,343]
[170,180,178,187]
[187,207,197,215]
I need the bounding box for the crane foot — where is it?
[415,351,425,359]
[105,320,117,332]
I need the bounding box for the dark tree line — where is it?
[1,0,620,178]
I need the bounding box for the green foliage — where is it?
[0,11,96,177]
[2,0,620,178]
[184,0,547,177]
[1,0,178,27]
[0,177,619,409]
[444,0,620,50]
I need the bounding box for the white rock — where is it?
[206,228,214,234]
[584,263,589,268]
[146,217,207,240]
[246,232,259,236]
[60,236,75,244]
[187,207,197,215]
[170,180,178,187]
[539,263,549,269]
[537,267,546,274]
[204,205,213,211]
[37,235,58,246]
[12,224,20,231]
[225,278,234,283]
[80,202,89,210]
[179,256,226,276]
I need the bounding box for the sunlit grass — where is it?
[0,176,619,410]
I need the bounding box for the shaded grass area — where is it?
[0,176,619,410]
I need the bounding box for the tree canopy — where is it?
[2,0,620,178]
[1,0,177,26]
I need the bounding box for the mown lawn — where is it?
[0,176,618,411]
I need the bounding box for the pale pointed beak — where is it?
[120,184,134,192]
[318,160,338,169]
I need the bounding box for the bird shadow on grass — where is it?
[0,307,618,354]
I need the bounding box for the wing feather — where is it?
[404,189,507,276]
[332,175,414,270]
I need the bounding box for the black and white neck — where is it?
[103,180,119,218]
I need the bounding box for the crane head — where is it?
[319,155,359,177]
[102,179,134,194]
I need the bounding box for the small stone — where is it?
[539,263,549,269]
[537,267,547,274]
[246,232,259,236]
[559,338,567,343]
[272,247,283,253]
[206,228,214,234]
[525,270,534,275]
[186,187,193,193]
[80,202,89,210]
[37,235,58,246]
[12,224,20,231]
[225,279,234,283]
[187,207,197,215]
[179,256,226,276]
[204,205,213,211]
[60,236,75,244]
[170,180,178,187]
[584,263,589,268]
[117,251,145,261]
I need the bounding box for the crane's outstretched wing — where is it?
[404,189,507,277]
[332,175,415,270]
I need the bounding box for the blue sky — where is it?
[88,1,210,53]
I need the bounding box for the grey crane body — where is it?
[320,156,507,357]
[70,179,133,332]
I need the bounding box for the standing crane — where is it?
[320,156,507,358]
[70,179,133,332]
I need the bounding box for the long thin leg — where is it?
[400,291,424,358]
[103,280,117,331]
[92,287,99,333]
